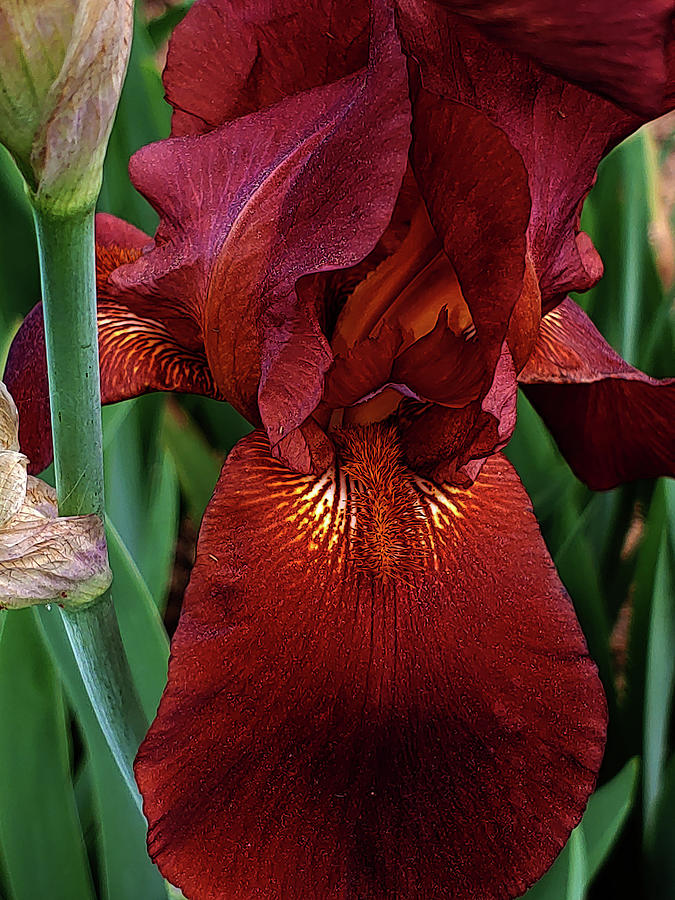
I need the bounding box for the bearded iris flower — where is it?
[6,0,675,897]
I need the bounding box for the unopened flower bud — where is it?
[0,0,133,215]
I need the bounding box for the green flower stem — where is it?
[33,203,147,809]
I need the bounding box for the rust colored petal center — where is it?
[290,422,466,581]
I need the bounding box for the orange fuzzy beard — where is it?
[336,423,428,580]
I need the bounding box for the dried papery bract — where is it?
[0,381,111,610]
[0,0,133,214]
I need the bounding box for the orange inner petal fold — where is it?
[332,201,474,356]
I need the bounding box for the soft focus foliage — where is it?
[0,5,672,900]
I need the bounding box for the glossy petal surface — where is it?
[520,298,675,489]
[136,429,606,900]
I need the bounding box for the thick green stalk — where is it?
[33,203,147,808]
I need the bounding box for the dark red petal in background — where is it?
[164,0,369,135]
[4,215,221,474]
[520,298,675,489]
[411,93,530,379]
[397,8,639,308]
[117,1,411,452]
[136,430,606,900]
[166,0,675,125]
[4,304,52,474]
[431,0,675,115]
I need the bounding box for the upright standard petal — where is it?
[396,6,639,307]
[136,427,606,900]
[4,214,220,474]
[519,298,675,489]
[410,92,531,381]
[114,2,411,458]
[163,0,532,391]
[164,0,369,135]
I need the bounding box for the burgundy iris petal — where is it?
[519,298,675,488]
[135,429,606,900]
[402,0,675,115]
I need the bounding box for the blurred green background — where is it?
[0,4,672,899]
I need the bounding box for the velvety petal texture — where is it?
[163,0,533,394]
[164,0,369,135]
[410,92,530,374]
[136,428,606,900]
[111,1,411,460]
[161,0,673,325]
[520,298,675,489]
[398,343,518,486]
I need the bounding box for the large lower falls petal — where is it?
[519,298,675,489]
[135,429,606,900]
